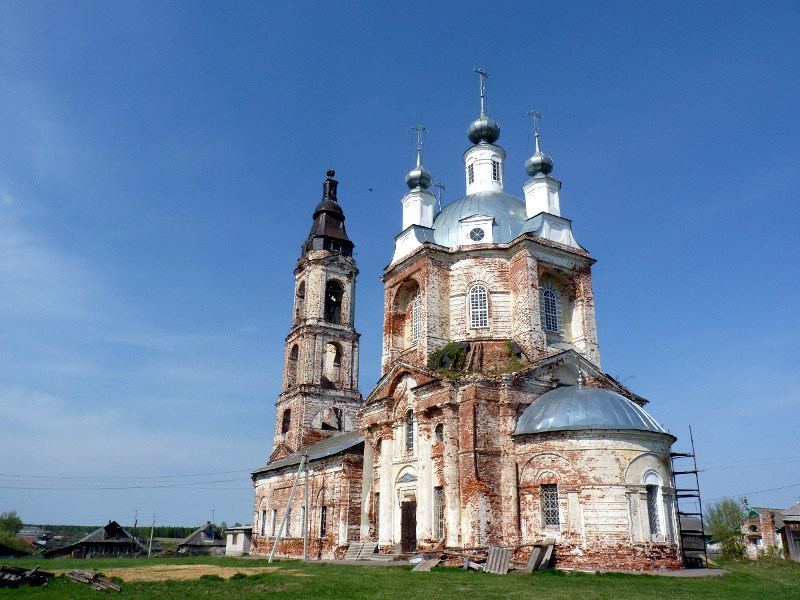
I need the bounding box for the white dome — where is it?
[433,191,527,247]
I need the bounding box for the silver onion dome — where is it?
[405,163,433,190]
[525,134,554,176]
[467,114,500,145]
[513,383,669,436]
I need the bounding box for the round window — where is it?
[469,227,485,242]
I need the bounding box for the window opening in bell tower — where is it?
[324,281,343,324]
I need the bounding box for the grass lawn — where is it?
[1,556,798,599]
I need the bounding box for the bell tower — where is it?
[271,169,362,457]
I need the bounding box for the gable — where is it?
[364,360,437,406]
[523,350,648,406]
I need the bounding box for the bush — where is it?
[428,342,467,372]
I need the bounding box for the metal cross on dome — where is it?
[527,108,543,135]
[433,181,446,211]
[528,108,544,151]
[474,67,490,115]
[411,124,428,166]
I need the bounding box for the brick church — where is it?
[250,81,683,570]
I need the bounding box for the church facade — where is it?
[251,88,682,570]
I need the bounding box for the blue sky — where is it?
[1,2,798,527]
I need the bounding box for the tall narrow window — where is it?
[405,410,415,452]
[324,280,343,324]
[541,484,560,527]
[270,509,277,536]
[491,159,500,182]
[647,485,661,538]
[300,506,306,538]
[373,493,380,539]
[261,509,267,536]
[411,291,422,342]
[295,281,305,321]
[281,409,291,434]
[288,345,299,386]
[320,505,328,538]
[286,508,291,537]
[541,286,559,332]
[322,342,342,386]
[468,163,474,184]
[470,285,489,328]
[434,486,445,539]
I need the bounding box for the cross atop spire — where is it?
[527,108,544,151]
[474,67,490,116]
[433,181,446,212]
[411,124,429,167]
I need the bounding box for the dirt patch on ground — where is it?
[95,564,286,582]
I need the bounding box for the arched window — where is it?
[281,408,291,434]
[288,344,299,386]
[644,471,664,539]
[469,285,489,329]
[322,342,342,386]
[411,291,422,342]
[395,280,421,350]
[434,423,444,443]
[324,280,343,324]
[295,281,305,321]
[541,286,559,332]
[405,410,415,452]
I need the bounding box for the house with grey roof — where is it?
[43,521,143,559]
[177,522,225,556]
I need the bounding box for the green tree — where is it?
[705,498,746,560]
[0,510,29,553]
[0,511,23,535]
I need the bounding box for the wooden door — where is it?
[401,500,417,553]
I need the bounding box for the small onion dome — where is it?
[467,114,500,145]
[525,134,554,176]
[405,164,433,190]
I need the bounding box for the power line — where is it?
[705,482,800,503]
[701,455,800,466]
[0,477,252,490]
[0,468,254,480]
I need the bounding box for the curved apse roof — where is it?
[432,191,528,247]
[513,385,668,436]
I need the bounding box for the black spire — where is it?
[301,169,354,257]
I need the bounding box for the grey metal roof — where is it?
[513,384,668,436]
[781,501,800,521]
[432,191,527,247]
[179,523,225,547]
[252,430,363,476]
[78,521,137,544]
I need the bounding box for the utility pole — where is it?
[211,509,215,524]
[148,514,156,558]
[131,509,138,559]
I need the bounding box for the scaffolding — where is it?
[670,425,708,568]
